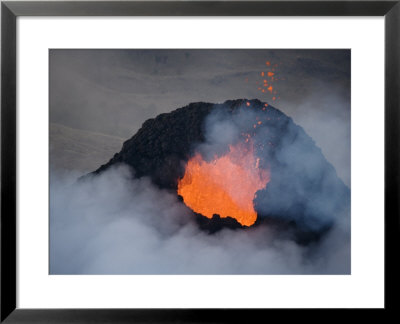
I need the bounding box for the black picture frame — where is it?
[1,0,399,322]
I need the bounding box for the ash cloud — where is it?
[50,102,350,274]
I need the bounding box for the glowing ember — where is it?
[245,59,281,103]
[177,141,270,226]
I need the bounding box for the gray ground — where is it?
[50,122,124,172]
[50,49,350,186]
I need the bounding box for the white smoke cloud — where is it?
[50,162,350,274]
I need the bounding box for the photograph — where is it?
[49,49,351,275]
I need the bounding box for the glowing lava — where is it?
[177,141,270,226]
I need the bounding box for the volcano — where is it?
[89,99,350,242]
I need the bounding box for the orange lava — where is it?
[177,142,270,226]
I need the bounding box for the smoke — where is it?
[198,102,350,233]
[50,102,350,274]
[50,166,349,274]
[279,80,351,187]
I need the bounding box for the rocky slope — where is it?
[88,99,350,242]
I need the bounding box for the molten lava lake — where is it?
[177,142,270,227]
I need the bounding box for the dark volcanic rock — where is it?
[89,99,350,241]
[93,101,215,190]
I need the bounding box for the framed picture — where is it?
[1,0,399,322]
